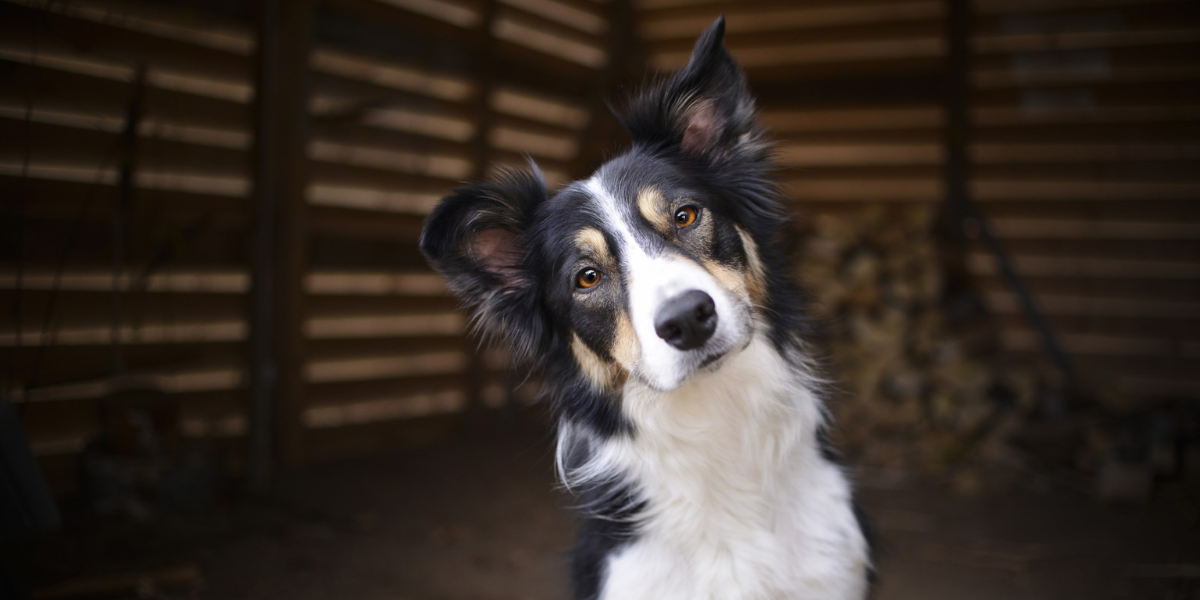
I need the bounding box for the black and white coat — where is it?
[421,17,873,600]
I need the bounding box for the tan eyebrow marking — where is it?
[575,227,610,260]
[637,188,671,232]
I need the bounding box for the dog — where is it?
[420,16,873,600]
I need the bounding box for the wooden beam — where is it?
[248,0,314,489]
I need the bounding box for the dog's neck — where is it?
[564,333,826,506]
[621,333,824,503]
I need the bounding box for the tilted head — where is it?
[421,17,807,427]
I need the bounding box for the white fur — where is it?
[562,337,869,600]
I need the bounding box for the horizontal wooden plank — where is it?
[502,0,608,33]
[1001,328,1191,358]
[320,0,601,93]
[975,0,1193,16]
[781,178,942,202]
[761,106,944,132]
[307,205,428,241]
[311,119,471,160]
[972,143,1200,163]
[776,144,943,167]
[753,72,946,108]
[977,274,1200,303]
[0,175,249,231]
[1001,351,1200,388]
[308,335,467,361]
[984,289,1200,318]
[304,270,444,295]
[969,252,1200,279]
[0,118,249,179]
[498,3,605,46]
[989,218,1200,239]
[973,198,1200,221]
[0,289,246,330]
[973,162,1200,181]
[975,1,1200,38]
[994,312,1200,338]
[649,19,944,55]
[307,296,458,317]
[975,81,1200,109]
[747,56,946,83]
[641,1,941,40]
[304,312,465,340]
[1,217,251,267]
[0,59,250,131]
[652,35,945,70]
[308,236,433,270]
[975,27,1200,55]
[306,372,469,406]
[972,179,1200,201]
[6,352,246,400]
[0,2,253,82]
[304,350,467,383]
[987,239,1200,262]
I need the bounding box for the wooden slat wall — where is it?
[300,0,608,460]
[0,0,259,492]
[971,0,1200,398]
[0,0,611,491]
[637,0,1200,402]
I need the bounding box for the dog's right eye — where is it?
[576,268,601,289]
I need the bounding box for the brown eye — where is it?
[576,268,601,289]
[674,206,698,228]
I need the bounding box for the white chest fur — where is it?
[578,337,870,600]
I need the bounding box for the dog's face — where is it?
[535,151,769,391]
[422,17,782,394]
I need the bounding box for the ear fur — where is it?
[616,15,762,163]
[420,164,548,361]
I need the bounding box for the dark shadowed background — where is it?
[1,0,1198,598]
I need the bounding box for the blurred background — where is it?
[1,0,1199,598]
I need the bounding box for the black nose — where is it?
[654,290,717,351]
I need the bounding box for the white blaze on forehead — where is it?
[584,176,747,391]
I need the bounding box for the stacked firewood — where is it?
[796,206,1039,483]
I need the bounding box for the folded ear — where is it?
[420,164,548,359]
[617,16,761,164]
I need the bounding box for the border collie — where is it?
[421,17,873,600]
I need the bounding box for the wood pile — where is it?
[797,206,1040,485]
[798,207,1200,506]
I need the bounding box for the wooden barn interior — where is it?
[1,0,1198,598]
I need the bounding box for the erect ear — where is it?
[617,16,760,163]
[420,164,548,358]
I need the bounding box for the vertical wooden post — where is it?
[249,0,313,490]
[939,0,1077,387]
[461,0,498,421]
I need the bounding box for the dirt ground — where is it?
[17,420,1200,600]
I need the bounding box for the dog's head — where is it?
[422,17,792,395]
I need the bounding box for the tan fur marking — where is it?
[571,334,613,390]
[705,260,750,304]
[613,312,640,373]
[735,225,768,306]
[637,188,671,232]
[575,227,610,261]
[571,332,630,390]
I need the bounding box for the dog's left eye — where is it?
[576,268,601,289]
[674,206,698,228]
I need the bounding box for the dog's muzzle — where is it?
[654,290,717,351]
